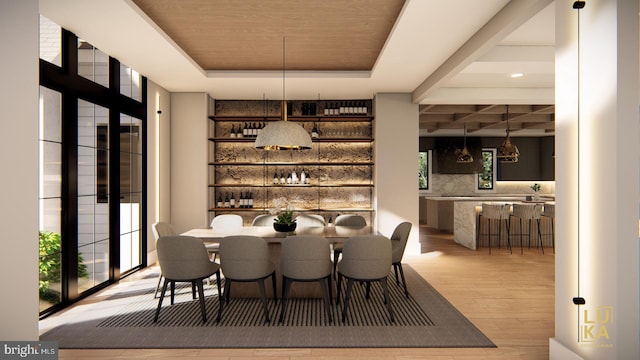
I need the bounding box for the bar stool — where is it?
[476,203,511,254]
[510,203,544,254]
[541,203,555,254]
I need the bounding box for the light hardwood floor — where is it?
[52,224,555,360]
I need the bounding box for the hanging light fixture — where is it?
[496,105,520,162]
[456,123,474,163]
[255,37,312,150]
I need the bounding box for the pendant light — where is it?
[496,105,520,162]
[456,123,474,163]
[255,37,312,150]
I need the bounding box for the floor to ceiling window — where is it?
[38,15,147,317]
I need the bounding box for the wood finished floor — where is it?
[52,224,555,359]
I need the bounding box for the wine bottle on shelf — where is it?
[273,170,279,184]
[280,171,286,184]
[248,192,254,208]
[339,102,345,115]
[324,103,329,116]
[238,191,244,208]
[236,123,242,138]
[287,173,292,184]
[224,193,230,208]
[217,193,223,208]
[311,123,319,139]
[348,101,354,114]
[292,168,298,184]
[252,122,258,137]
[229,192,235,208]
[230,124,236,138]
[241,123,247,137]
[300,168,306,184]
[305,169,310,184]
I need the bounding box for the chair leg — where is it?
[196,279,207,323]
[271,272,278,303]
[192,281,197,299]
[380,278,395,323]
[333,250,341,279]
[154,274,163,298]
[341,278,354,322]
[396,262,409,298]
[488,219,492,254]
[223,278,232,304]
[154,278,169,322]
[319,276,333,323]
[537,219,544,254]
[393,264,400,285]
[256,278,270,323]
[215,271,223,323]
[336,273,343,304]
[278,277,292,323]
[365,281,371,300]
[170,281,175,305]
[506,218,512,254]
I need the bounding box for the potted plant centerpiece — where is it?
[530,183,541,201]
[270,197,296,232]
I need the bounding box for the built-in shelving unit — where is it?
[208,99,374,225]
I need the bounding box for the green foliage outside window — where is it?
[39,231,89,302]
[419,152,428,189]
[478,150,494,189]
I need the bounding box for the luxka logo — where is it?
[580,306,614,346]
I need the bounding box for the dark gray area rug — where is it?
[39,266,495,348]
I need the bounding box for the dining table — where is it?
[181,225,380,298]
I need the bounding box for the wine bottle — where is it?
[224,193,230,208]
[217,193,223,208]
[300,168,306,184]
[305,169,310,184]
[236,123,242,138]
[273,170,279,184]
[287,173,292,184]
[339,102,345,115]
[252,122,258,137]
[230,124,236,138]
[248,192,254,208]
[229,192,235,208]
[311,123,319,139]
[238,191,244,208]
[292,168,298,184]
[348,101,354,114]
[324,103,329,116]
[280,171,286,184]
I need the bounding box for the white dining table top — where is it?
[182,225,377,243]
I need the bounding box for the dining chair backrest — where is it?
[156,235,216,281]
[210,214,243,231]
[151,222,177,242]
[295,214,326,227]
[251,214,277,226]
[219,235,273,280]
[339,235,391,280]
[280,236,331,280]
[512,203,542,220]
[390,222,412,264]
[334,214,367,226]
[481,203,510,220]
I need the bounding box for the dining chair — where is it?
[209,214,244,259]
[218,235,277,322]
[477,203,512,254]
[279,236,333,323]
[154,235,222,324]
[336,235,394,323]
[295,214,326,227]
[332,214,367,278]
[151,222,177,298]
[251,214,277,226]
[390,222,412,298]
[510,203,544,254]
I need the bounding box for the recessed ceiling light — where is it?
[510,72,525,78]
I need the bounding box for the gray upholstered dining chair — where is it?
[151,221,177,298]
[279,235,333,323]
[154,235,222,324]
[336,235,394,323]
[218,235,277,322]
[251,214,277,226]
[332,214,367,278]
[390,222,412,298]
[295,214,325,227]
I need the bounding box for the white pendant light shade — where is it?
[255,119,312,150]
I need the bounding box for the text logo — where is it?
[1,342,58,359]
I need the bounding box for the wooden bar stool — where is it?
[476,203,511,254]
[541,203,555,254]
[510,203,544,254]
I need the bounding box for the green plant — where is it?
[530,183,541,192]
[39,231,89,301]
[270,197,295,225]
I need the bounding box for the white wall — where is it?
[146,81,171,264]
[0,0,39,340]
[170,93,210,233]
[553,0,639,358]
[374,93,420,255]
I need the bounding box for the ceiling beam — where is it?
[411,0,553,104]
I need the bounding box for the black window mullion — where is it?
[109,57,121,281]
[140,77,148,267]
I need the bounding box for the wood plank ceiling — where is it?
[132,0,405,71]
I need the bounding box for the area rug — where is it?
[39,266,495,348]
